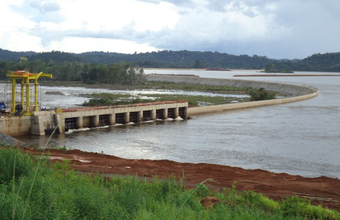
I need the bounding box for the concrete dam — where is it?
[0,101,188,136]
[0,75,318,137]
[145,75,319,116]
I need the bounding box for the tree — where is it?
[249,88,276,101]
[193,59,205,68]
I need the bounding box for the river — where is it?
[16,69,340,179]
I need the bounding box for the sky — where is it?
[0,0,339,59]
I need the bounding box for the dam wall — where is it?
[0,75,319,136]
[0,101,188,136]
[0,116,32,136]
[145,74,319,116]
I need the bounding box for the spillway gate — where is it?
[29,101,188,135]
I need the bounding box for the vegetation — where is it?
[0,58,145,84]
[264,63,294,73]
[0,49,274,69]
[0,146,339,219]
[249,88,276,101]
[1,49,340,80]
[81,82,252,107]
[264,52,340,72]
[83,93,249,107]
[81,83,278,107]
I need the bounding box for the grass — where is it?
[0,146,339,220]
[40,81,250,94]
[83,93,250,107]
[41,80,279,107]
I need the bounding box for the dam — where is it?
[0,73,318,137]
[0,101,188,136]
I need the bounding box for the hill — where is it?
[0,48,36,61]
[265,52,340,72]
[1,48,340,71]
[0,49,275,69]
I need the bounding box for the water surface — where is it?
[16,70,340,178]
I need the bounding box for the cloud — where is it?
[30,0,60,13]
[0,0,339,58]
[137,0,340,58]
[26,0,180,47]
[136,0,194,7]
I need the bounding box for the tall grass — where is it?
[0,147,339,220]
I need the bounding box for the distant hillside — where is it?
[1,48,339,71]
[0,48,36,61]
[29,51,81,62]
[297,52,340,71]
[0,49,275,69]
[265,52,340,72]
[77,50,274,69]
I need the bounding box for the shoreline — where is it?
[234,74,340,77]
[21,147,340,212]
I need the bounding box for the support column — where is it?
[34,78,39,112]
[76,117,83,129]
[183,107,188,120]
[108,113,115,125]
[91,115,99,127]
[174,107,179,118]
[151,109,156,120]
[124,112,130,123]
[54,113,64,133]
[11,78,16,113]
[30,115,45,136]
[21,78,24,108]
[163,108,168,119]
[25,77,30,115]
[137,111,142,122]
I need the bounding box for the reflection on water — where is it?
[16,70,340,179]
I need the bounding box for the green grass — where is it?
[1,146,339,220]
[40,81,250,94]
[83,93,250,107]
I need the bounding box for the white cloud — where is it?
[0,0,339,59]
[30,0,60,13]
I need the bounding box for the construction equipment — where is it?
[0,102,6,110]
[6,69,53,115]
[0,102,11,115]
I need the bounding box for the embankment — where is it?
[145,74,319,115]
[0,132,25,146]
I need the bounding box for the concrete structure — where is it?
[0,101,188,136]
[145,74,319,116]
[0,75,319,136]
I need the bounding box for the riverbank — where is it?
[22,147,340,212]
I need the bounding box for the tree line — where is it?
[0,49,274,69]
[264,52,340,72]
[0,59,145,84]
[1,48,339,72]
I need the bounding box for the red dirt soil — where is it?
[24,148,340,212]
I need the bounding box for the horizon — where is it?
[3,47,338,61]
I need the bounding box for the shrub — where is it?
[249,88,276,101]
[0,147,34,184]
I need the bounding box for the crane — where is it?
[6,69,53,115]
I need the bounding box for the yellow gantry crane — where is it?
[7,69,53,115]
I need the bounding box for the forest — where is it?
[0,58,145,84]
[264,52,340,72]
[0,49,340,82]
